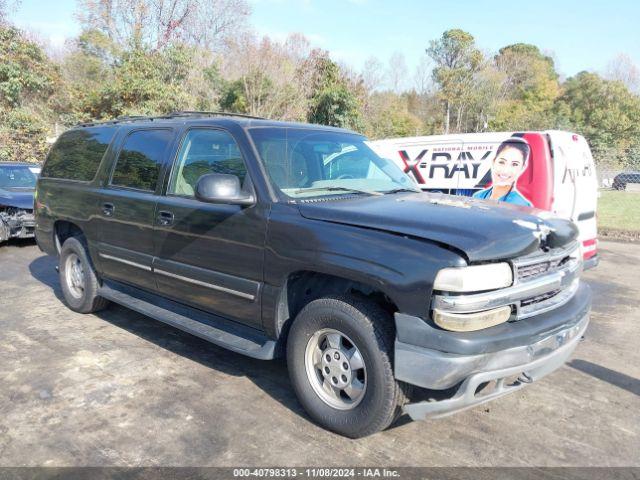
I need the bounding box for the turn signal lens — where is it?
[434,263,513,292]
[433,306,512,332]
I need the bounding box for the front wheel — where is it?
[287,295,405,438]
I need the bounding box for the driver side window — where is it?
[169,129,248,197]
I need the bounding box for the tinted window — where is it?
[42,127,116,181]
[111,129,173,191]
[168,129,247,197]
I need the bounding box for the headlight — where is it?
[434,263,513,292]
[433,306,512,332]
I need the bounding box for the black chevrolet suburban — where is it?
[35,112,591,438]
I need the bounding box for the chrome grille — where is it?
[512,242,581,318]
[517,261,553,280]
[516,253,574,282]
[514,243,579,282]
[520,289,561,307]
[431,242,583,323]
[518,280,580,319]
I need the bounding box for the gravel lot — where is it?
[0,239,638,467]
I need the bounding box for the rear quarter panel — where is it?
[35,127,123,260]
[35,178,102,256]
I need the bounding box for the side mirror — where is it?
[194,173,255,206]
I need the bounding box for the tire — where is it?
[613,179,626,190]
[59,236,110,314]
[286,295,406,438]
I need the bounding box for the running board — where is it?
[99,280,277,360]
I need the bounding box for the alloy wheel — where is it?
[64,253,85,299]
[304,328,367,410]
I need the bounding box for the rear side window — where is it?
[111,129,173,191]
[42,127,116,181]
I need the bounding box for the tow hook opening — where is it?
[518,372,534,384]
[475,373,525,397]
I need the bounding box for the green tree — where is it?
[306,54,363,131]
[364,92,422,139]
[0,108,50,163]
[67,40,199,121]
[426,29,484,133]
[555,71,640,168]
[491,43,560,130]
[0,24,61,163]
[219,74,266,114]
[0,25,59,108]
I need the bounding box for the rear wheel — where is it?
[287,295,405,438]
[59,236,109,313]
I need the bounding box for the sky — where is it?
[9,0,640,84]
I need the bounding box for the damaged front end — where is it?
[0,206,36,243]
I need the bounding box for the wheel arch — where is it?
[268,269,400,344]
[53,220,85,254]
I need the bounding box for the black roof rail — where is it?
[75,111,266,128]
[168,110,267,120]
[76,115,169,128]
[115,115,160,121]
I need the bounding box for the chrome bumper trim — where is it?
[99,253,152,271]
[154,268,255,300]
[518,278,579,319]
[432,258,582,319]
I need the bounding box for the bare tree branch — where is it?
[77,0,250,51]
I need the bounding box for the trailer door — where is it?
[547,131,598,261]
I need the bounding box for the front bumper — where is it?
[0,210,35,242]
[394,282,591,420]
[583,253,599,271]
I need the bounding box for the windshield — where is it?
[0,165,37,189]
[249,128,418,198]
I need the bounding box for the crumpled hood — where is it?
[0,188,35,210]
[297,192,578,263]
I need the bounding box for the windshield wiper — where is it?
[382,187,421,194]
[292,186,383,196]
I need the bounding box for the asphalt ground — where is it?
[0,239,638,467]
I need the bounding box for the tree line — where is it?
[1,0,639,171]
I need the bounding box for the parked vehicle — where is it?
[612,171,640,190]
[369,131,599,267]
[0,162,37,244]
[35,113,591,438]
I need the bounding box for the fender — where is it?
[261,203,465,338]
